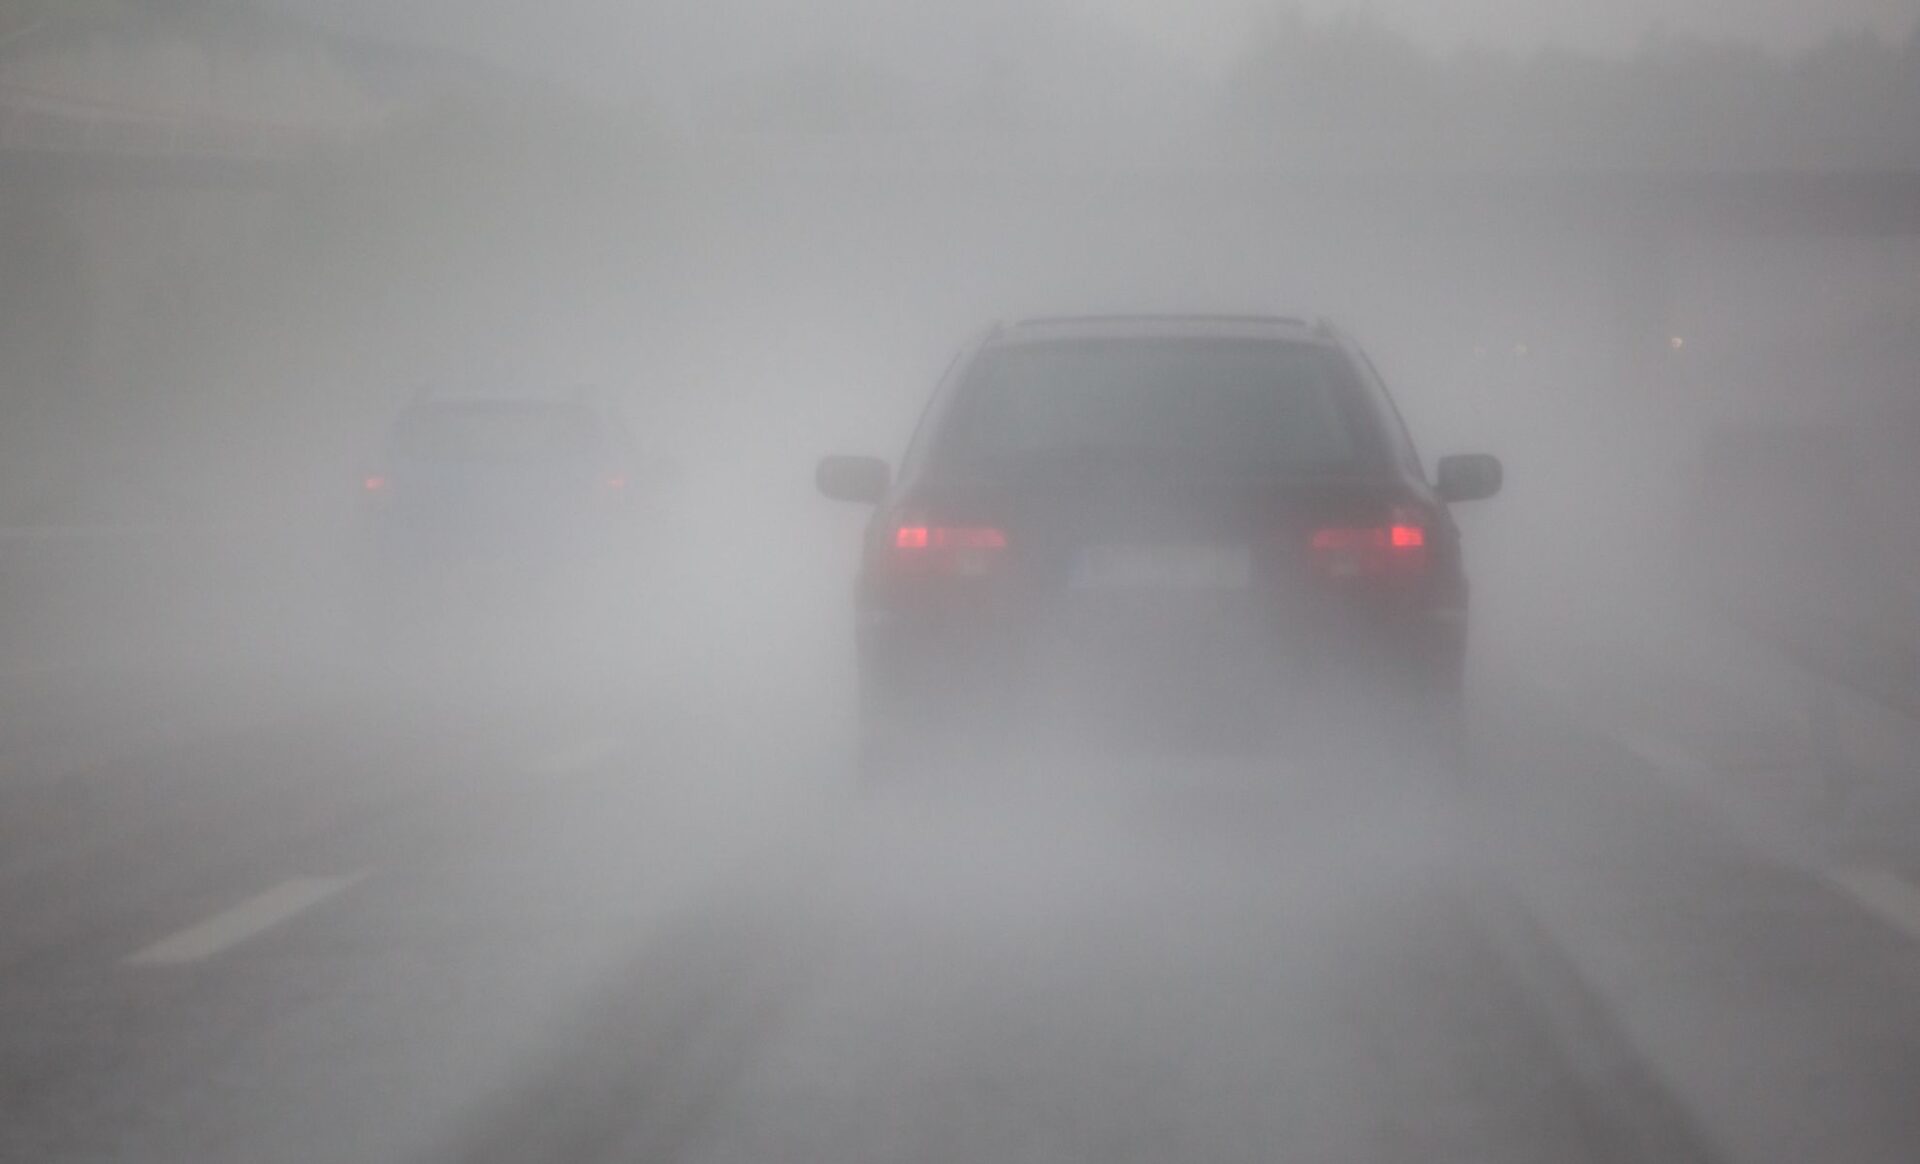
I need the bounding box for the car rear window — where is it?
[938,338,1369,470]
[391,404,604,462]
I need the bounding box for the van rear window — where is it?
[392,405,604,462]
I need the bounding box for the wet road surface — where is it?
[3,659,1920,1164]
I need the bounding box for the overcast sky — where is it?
[287,0,1920,98]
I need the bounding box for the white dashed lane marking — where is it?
[1545,684,1920,951]
[127,872,369,967]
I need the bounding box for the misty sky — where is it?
[286,0,1920,99]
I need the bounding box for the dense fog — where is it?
[2,3,1919,1162]
[4,9,1915,728]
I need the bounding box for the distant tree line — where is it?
[1226,14,1920,169]
[689,12,1920,170]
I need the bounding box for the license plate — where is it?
[1071,544,1252,590]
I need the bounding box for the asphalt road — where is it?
[4,653,1920,1164]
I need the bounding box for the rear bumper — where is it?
[857,596,1465,733]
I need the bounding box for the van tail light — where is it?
[889,523,1008,575]
[1309,507,1430,578]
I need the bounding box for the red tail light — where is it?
[1310,508,1429,578]
[895,525,1006,551]
[889,523,1008,574]
[362,474,390,494]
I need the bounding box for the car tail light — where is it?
[601,472,629,491]
[895,525,1006,551]
[889,522,1008,575]
[1309,507,1429,578]
[362,474,390,494]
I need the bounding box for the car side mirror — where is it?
[1436,454,1503,503]
[816,455,890,505]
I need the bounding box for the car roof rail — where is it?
[1309,316,1346,342]
[973,319,1008,345]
